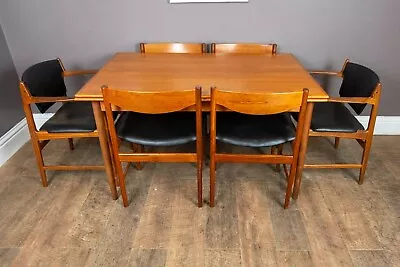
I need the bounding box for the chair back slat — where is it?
[140,43,206,54]
[211,43,277,54]
[213,90,304,115]
[21,59,66,113]
[339,62,380,114]
[102,87,198,114]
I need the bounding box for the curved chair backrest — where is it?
[339,61,380,114]
[210,43,277,55]
[102,86,201,114]
[21,59,66,113]
[211,89,306,115]
[140,43,206,54]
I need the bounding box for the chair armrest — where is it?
[309,70,341,77]
[63,70,97,77]
[327,97,374,105]
[30,97,76,104]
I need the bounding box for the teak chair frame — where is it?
[292,59,382,199]
[19,58,102,188]
[209,87,309,209]
[210,43,277,54]
[140,42,207,54]
[102,86,204,207]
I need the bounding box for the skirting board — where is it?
[0,113,53,166]
[0,115,400,167]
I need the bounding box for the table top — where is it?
[75,52,328,101]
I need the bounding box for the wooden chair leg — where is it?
[131,143,144,170]
[68,138,74,150]
[210,138,216,207]
[359,137,373,185]
[284,163,297,209]
[31,139,48,187]
[276,144,284,172]
[270,146,280,172]
[293,102,314,200]
[334,137,340,149]
[283,164,289,180]
[210,155,216,207]
[115,159,129,207]
[197,150,203,208]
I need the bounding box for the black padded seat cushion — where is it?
[216,112,296,148]
[293,102,364,133]
[40,102,96,133]
[115,112,197,146]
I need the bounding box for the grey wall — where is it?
[0,21,23,136]
[0,0,399,114]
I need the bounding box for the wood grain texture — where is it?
[349,250,392,267]
[211,43,277,54]
[75,53,327,101]
[276,251,315,267]
[235,180,278,266]
[140,42,206,54]
[205,249,242,267]
[0,248,19,267]
[1,137,399,266]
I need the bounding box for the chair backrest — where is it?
[339,61,380,114]
[102,86,201,114]
[140,43,206,54]
[21,59,67,113]
[210,88,309,159]
[211,89,305,115]
[210,43,277,55]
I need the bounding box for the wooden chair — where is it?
[210,43,277,54]
[140,43,207,54]
[136,42,206,170]
[19,58,106,187]
[209,87,309,208]
[292,59,382,198]
[102,86,204,207]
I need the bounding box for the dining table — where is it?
[75,52,329,200]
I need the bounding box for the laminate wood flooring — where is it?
[0,136,398,266]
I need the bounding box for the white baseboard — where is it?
[0,113,53,166]
[0,114,399,167]
[356,116,400,135]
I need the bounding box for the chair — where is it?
[209,87,309,208]
[19,58,106,187]
[210,43,277,54]
[292,59,382,198]
[140,43,207,54]
[135,42,206,170]
[102,86,203,207]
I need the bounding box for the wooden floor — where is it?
[0,136,399,267]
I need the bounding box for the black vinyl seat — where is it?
[40,102,96,133]
[115,112,197,146]
[293,102,364,133]
[216,112,296,147]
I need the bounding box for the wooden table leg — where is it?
[92,102,118,200]
[292,102,314,199]
[103,113,119,186]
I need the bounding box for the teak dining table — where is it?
[75,52,329,201]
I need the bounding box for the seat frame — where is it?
[102,86,204,207]
[292,59,382,199]
[209,87,309,208]
[19,58,113,190]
